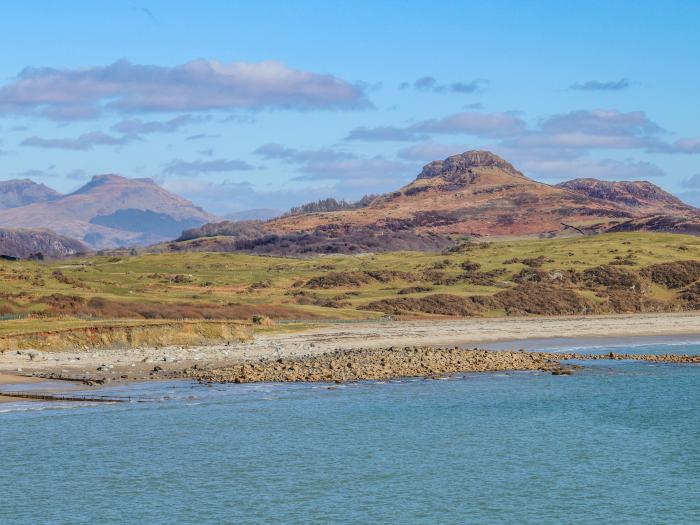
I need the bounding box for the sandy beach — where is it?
[1,312,700,387]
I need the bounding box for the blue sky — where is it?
[1,0,699,215]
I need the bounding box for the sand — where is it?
[1,312,700,386]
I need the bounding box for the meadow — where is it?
[1,232,700,338]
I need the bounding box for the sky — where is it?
[1,0,699,216]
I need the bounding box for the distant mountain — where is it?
[0,228,86,259]
[171,150,700,254]
[0,175,217,248]
[224,208,282,221]
[0,179,61,209]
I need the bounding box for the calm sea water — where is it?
[1,339,699,525]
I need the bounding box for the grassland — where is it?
[1,232,700,332]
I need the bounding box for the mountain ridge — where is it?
[0,174,217,248]
[0,179,61,209]
[174,150,699,254]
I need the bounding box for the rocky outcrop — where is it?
[190,346,700,383]
[608,215,700,235]
[557,178,695,213]
[191,347,572,383]
[0,228,86,258]
[416,150,525,180]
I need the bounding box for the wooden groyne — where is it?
[0,391,133,403]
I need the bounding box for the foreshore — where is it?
[1,312,700,390]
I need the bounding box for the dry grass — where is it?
[1,232,700,333]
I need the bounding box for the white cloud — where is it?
[0,59,370,120]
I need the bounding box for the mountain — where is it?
[264,151,695,237]
[173,150,699,254]
[0,228,86,259]
[0,179,61,209]
[555,178,694,214]
[0,175,217,248]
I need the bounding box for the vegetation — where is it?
[1,233,700,330]
[282,195,377,216]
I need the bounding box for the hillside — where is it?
[555,178,694,213]
[0,179,60,209]
[3,232,700,322]
[0,228,86,259]
[0,175,217,248]
[175,150,699,254]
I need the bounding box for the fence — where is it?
[0,391,139,403]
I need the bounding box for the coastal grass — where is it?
[0,232,699,330]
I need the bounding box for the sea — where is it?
[1,337,699,525]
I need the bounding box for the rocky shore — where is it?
[2,317,700,388]
[579,352,700,363]
[186,346,698,384]
[188,347,572,383]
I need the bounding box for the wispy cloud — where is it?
[254,143,354,163]
[346,111,525,143]
[163,158,255,176]
[519,157,666,180]
[186,133,220,141]
[399,76,489,94]
[411,111,526,138]
[650,137,700,154]
[112,114,199,135]
[21,131,130,150]
[397,142,472,161]
[130,6,156,21]
[254,143,413,183]
[0,59,370,120]
[345,126,424,142]
[569,79,630,91]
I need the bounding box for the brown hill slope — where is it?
[556,178,695,214]
[0,175,217,248]
[177,150,698,254]
[268,151,693,237]
[0,228,86,259]
[608,215,700,235]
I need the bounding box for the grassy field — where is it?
[1,232,699,329]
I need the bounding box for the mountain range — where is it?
[0,175,217,249]
[1,150,698,258]
[173,150,700,254]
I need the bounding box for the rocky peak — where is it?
[416,150,524,180]
[0,179,61,209]
[557,178,693,210]
[70,174,158,196]
[0,228,86,258]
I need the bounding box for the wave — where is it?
[0,401,99,414]
[548,339,700,353]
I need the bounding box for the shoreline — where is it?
[189,348,700,384]
[2,312,700,392]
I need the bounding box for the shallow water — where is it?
[1,340,699,524]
